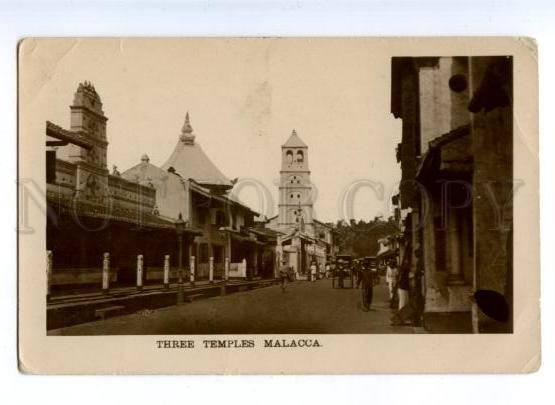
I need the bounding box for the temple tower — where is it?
[65,81,109,170]
[278,129,314,236]
[60,82,110,203]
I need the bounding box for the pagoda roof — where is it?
[282,129,307,148]
[161,113,233,190]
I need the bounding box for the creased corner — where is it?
[520,352,541,374]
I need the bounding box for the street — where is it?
[50,278,417,335]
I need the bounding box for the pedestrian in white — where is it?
[385,261,399,301]
[279,260,289,292]
[310,261,317,282]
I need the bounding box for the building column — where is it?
[136,254,144,291]
[209,256,214,283]
[253,245,259,277]
[163,254,170,289]
[102,252,110,293]
[189,255,196,286]
[447,209,465,285]
[422,201,437,310]
[225,232,232,261]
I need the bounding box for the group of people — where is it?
[308,261,326,281]
[351,259,409,317]
[278,259,328,292]
[388,246,424,326]
[354,263,378,311]
[277,250,423,326]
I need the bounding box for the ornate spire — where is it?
[179,112,195,144]
[73,80,103,114]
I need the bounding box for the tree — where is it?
[333,216,399,258]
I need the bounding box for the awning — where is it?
[416,125,472,183]
[46,121,94,150]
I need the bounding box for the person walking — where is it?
[310,261,317,282]
[338,264,345,288]
[360,266,375,311]
[319,262,325,280]
[355,262,363,289]
[325,262,331,279]
[279,260,289,292]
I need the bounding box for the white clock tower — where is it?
[278,129,314,236]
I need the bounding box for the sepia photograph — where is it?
[17,38,539,373]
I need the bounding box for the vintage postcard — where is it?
[18,37,540,374]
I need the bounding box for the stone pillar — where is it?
[447,210,464,285]
[209,256,214,283]
[163,254,170,290]
[102,252,110,293]
[189,255,196,286]
[225,232,232,264]
[422,202,438,312]
[224,257,230,281]
[253,246,259,277]
[136,254,144,291]
[46,250,53,301]
[275,251,281,279]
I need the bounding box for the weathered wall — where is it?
[470,56,513,333]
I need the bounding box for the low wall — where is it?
[229,262,247,278]
[145,267,181,281]
[51,268,118,286]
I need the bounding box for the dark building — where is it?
[391,56,513,333]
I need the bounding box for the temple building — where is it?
[122,113,278,280]
[46,82,200,289]
[46,82,278,295]
[266,130,334,279]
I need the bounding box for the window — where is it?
[199,243,209,264]
[290,175,302,185]
[296,150,304,163]
[286,150,293,164]
[196,208,207,225]
[215,211,226,227]
[213,245,224,263]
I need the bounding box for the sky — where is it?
[22,38,402,223]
